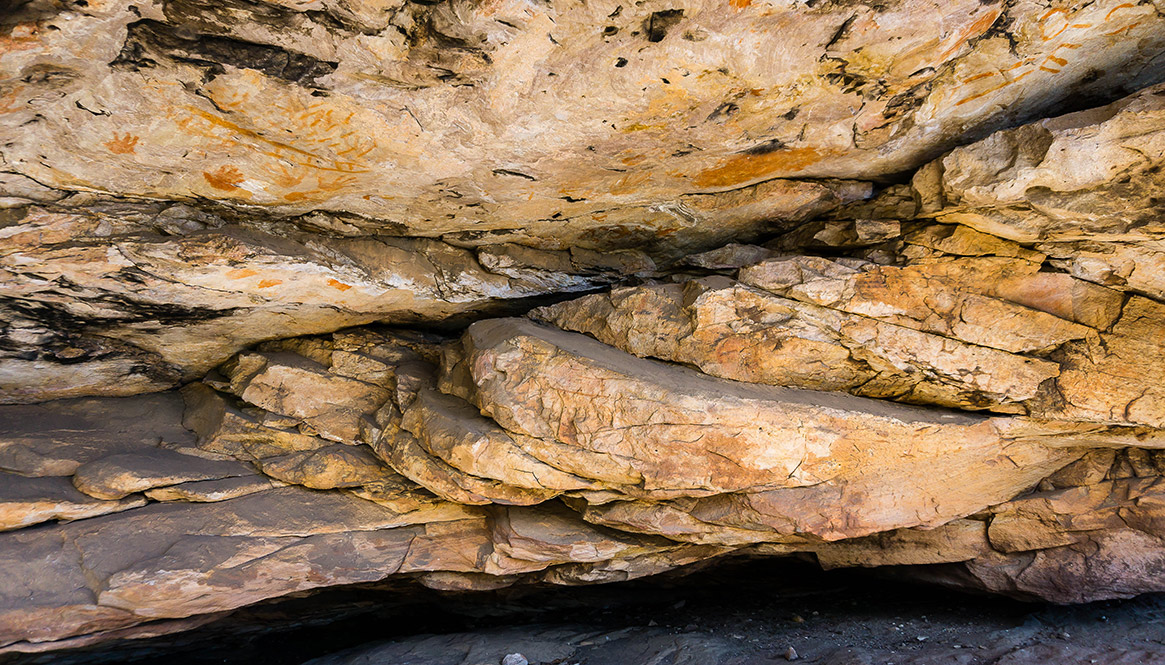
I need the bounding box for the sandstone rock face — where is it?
[2,0,1163,227]
[3,0,1165,655]
[0,212,657,402]
[4,0,1165,401]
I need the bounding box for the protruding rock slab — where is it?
[739,256,1092,355]
[0,394,195,476]
[224,352,390,444]
[72,449,254,501]
[534,277,1061,412]
[180,383,333,461]
[0,475,146,531]
[452,318,1081,539]
[258,444,394,490]
[0,219,652,404]
[0,486,486,646]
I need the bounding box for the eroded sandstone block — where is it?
[0,475,146,531]
[257,444,394,490]
[71,449,254,501]
[533,277,1062,412]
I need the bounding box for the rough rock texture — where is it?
[3,0,1165,655]
[5,0,1165,400]
[0,214,658,402]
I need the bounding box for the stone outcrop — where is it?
[3,0,1164,225]
[3,0,1165,656]
[5,0,1165,403]
[0,213,658,403]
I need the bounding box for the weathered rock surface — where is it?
[143,475,285,503]
[0,212,656,402]
[0,393,195,476]
[258,444,394,489]
[5,0,1165,402]
[3,0,1165,656]
[0,475,145,531]
[533,275,1063,412]
[3,0,1164,227]
[71,449,254,500]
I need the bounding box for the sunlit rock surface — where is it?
[2,0,1165,655]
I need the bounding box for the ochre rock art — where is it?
[1,0,1165,655]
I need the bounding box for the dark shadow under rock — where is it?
[8,558,1165,665]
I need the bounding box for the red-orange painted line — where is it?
[1106,3,1136,21]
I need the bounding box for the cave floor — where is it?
[7,559,1165,665]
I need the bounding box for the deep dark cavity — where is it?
[7,557,1165,665]
[643,9,683,43]
[112,19,338,88]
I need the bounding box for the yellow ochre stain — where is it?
[694,147,825,188]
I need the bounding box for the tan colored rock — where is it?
[1052,297,1165,428]
[957,476,1165,602]
[541,543,736,586]
[811,519,991,570]
[740,256,1094,354]
[224,351,390,444]
[0,345,1162,653]
[144,476,285,503]
[455,317,1082,539]
[415,571,525,592]
[1044,242,1165,302]
[1045,449,1119,489]
[932,84,1165,246]
[257,444,394,490]
[477,244,655,292]
[327,330,432,385]
[0,216,649,404]
[372,428,558,507]
[1,0,1162,407]
[910,83,1165,313]
[71,449,254,501]
[401,389,596,493]
[577,497,789,546]
[96,516,494,619]
[180,383,333,460]
[3,28,1165,646]
[348,476,486,525]
[367,369,564,507]
[3,0,1161,232]
[768,218,903,252]
[534,276,1061,412]
[0,475,146,531]
[680,244,776,270]
[485,503,681,575]
[902,224,1040,259]
[897,254,1124,331]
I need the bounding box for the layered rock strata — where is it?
[2,0,1165,656]
[5,0,1165,402]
